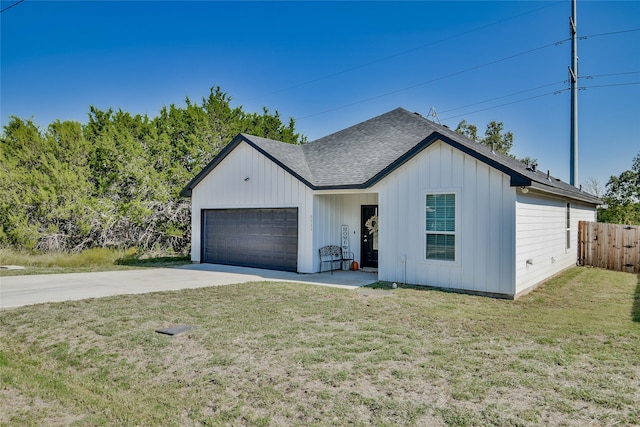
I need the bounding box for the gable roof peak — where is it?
[181,107,601,205]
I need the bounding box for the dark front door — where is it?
[201,208,298,272]
[361,205,378,268]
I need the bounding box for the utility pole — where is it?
[569,0,579,187]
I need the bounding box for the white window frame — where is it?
[566,202,571,252]
[424,190,460,264]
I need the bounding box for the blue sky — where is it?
[1,1,639,189]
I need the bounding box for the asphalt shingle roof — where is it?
[181,107,602,205]
[302,108,441,187]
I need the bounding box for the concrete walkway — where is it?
[0,264,378,309]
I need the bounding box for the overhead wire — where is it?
[0,0,24,13]
[580,28,640,39]
[247,1,565,101]
[442,90,566,121]
[295,38,570,120]
[580,71,640,79]
[439,81,567,114]
[440,71,640,115]
[582,82,640,89]
[296,28,640,121]
[441,81,640,122]
[5,1,633,123]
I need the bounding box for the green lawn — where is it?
[1,267,638,426]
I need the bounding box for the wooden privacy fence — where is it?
[578,221,640,273]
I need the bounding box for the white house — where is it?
[181,108,601,298]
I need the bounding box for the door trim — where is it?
[361,205,379,268]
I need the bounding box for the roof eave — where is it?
[361,132,532,189]
[528,181,603,205]
[179,134,247,198]
[243,138,316,190]
[310,183,369,191]
[179,134,317,197]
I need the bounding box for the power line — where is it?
[580,71,640,79]
[1,0,24,13]
[296,38,569,120]
[295,25,639,122]
[248,1,564,102]
[441,81,639,122]
[440,71,640,115]
[582,82,640,89]
[439,81,566,114]
[442,90,566,122]
[580,28,640,39]
[283,27,638,115]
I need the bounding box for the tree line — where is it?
[1,90,637,255]
[592,153,640,225]
[0,87,304,253]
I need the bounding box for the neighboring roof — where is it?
[180,107,602,205]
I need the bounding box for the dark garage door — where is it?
[202,208,298,272]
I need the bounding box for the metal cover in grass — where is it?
[155,325,195,336]
[356,288,393,297]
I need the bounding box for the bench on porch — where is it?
[319,245,354,274]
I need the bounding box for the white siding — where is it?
[375,141,517,296]
[514,195,596,295]
[188,138,598,296]
[313,193,378,271]
[190,141,315,272]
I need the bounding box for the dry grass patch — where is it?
[0,248,190,276]
[1,267,638,426]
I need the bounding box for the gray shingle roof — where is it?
[303,108,442,187]
[181,107,602,205]
[240,134,314,185]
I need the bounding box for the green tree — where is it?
[483,121,513,155]
[0,117,48,249]
[0,118,95,250]
[455,119,513,156]
[243,107,305,145]
[598,153,640,225]
[518,156,538,168]
[1,86,305,253]
[454,120,478,141]
[582,176,603,198]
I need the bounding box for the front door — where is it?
[361,205,378,268]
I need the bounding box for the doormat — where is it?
[155,325,195,336]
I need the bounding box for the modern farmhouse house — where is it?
[181,108,601,298]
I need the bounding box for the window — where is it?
[426,193,456,261]
[566,203,571,250]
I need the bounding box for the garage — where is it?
[201,208,298,272]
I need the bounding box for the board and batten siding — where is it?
[189,141,315,272]
[375,140,516,296]
[313,192,378,270]
[515,194,596,295]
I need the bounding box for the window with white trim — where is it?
[426,193,456,261]
[566,202,571,250]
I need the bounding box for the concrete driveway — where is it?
[0,263,378,309]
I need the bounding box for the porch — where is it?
[182,262,379,289]
[313,192,379,271]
